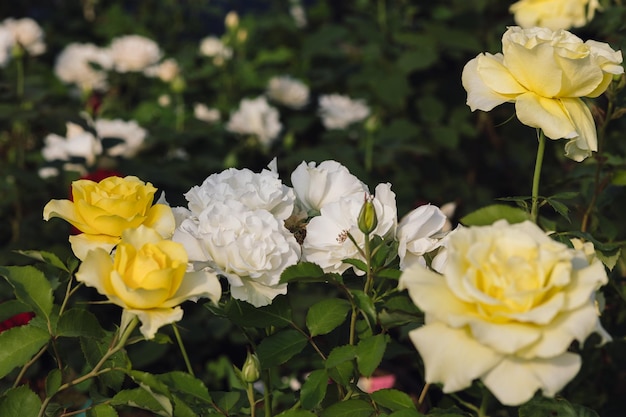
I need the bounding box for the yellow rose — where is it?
[399,220,609,406]
[462,26,623,161]
[76,225,221,339]
[510,0,600,30]
[43,176,174,260]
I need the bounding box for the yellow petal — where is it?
[75,247,115,296]
[43,199,99,234]
[69,233,119,261]
[461,54,516,112]
[514,92,576,139]
[163,270,223,307]
[145,204,175,239]
[503,41,565,97]
[561,97,597,161]
[110,270,170,309]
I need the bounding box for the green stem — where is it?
[172,323,195,376]
[175,92,185,132]
[530,130,546,223]
[363,232,374,295]
[16,53,24,100]
[263,370,272,417]
[246,382,256,417]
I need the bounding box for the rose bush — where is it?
[462,26,623,161]
[399,219,609,406]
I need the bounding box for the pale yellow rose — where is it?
[462,26,623,161]
[510,0,601,30]
[76,225,221,339]
[43,176,174,260]
[399,220,609,406]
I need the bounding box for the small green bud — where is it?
[170,76,186,93]
[242,352,261,383]
[358,194,378,234]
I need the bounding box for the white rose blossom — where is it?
[144,57,180,83]
[396,204,448,270]
[318,94,371,130]
[54,43,113,92]
[1,17,45,56]
[399,220,610,406]
[194,103,221,123]
[302,183,397,275]
[226,96,282,146]
[0,25,14,67]
[94,118,147,158]
[42,122,102,168]
[199,35,233,66]
[109,34,162,73]
[290,160,367,216]
[266,75,310,109]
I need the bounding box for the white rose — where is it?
[174,200,300,307]
[399,220,610,406]
[303,183,397,275]
[94,118,147,158]
[54,43,113,91]
[199,36,233,60]
[290,160,367,215]
[184,164,295,221]
[109,34,162,73]
[396,204,448,270]
[226,96,282,146]
[266,75,310,109]
[510,0,601,30]
[42,122,102,166]
[144,57,180,82]
[0,25,15,67]
[194,103,221,123]
[318,94,371,130]
[1,18,45,56]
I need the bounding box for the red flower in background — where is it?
[0,312,35,333]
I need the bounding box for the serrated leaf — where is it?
[460,204,530,226]
[111,388,170,416]
[300,369,329,410]
[370,389,415,411]
[325,345,356,369]
[597,247,621,271]
[211,391,241,414]
[0,385,42,417]
[46,368,62,397]
[156,371,212,404]
[81,335,128,391]
[224,296,292,328]
[14,250,70,272]
[87,403,119,417]
[0,266,53,320]
[256,329,308,368]
[128,370,171,396]
[519,396,598,417]
[546,198,570,222]
[377,269,402,280]
[57,308,106,339]
[0,324,49,379]
[343,258,368,273]
[306,299,351,336]
[328,360,355,386]
[320,398,374,417]
[356,334,388,377]
[172,394,197,417]
[352,290,376,328]
[280,262,328,284]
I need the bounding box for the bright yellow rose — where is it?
[43,176,174,260]
[510,0,600,30]
[462,26,623,162]
[399,220,609,406]
[76,225,221,339]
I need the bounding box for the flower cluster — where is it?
[0,17,45,67]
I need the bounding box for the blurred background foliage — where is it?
[2,0,626,414]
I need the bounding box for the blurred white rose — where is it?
[54,43,113,92]
[94,118,147,158]
[226,96,282,146]
[289,0,308,28]
[199,36,233,62]
[42,122,102,167]
[396,204,448,270]
[144,57,180,82]
[194,103,221,123]
[184,163,295,221]
[1,17,45,56]
[266,75,310,109]
[290,160,367,215]
[303,183,397,275]
[318,94,371,130]
[510,0,601,30]
[109,34,162,73]
[0,26,14,67]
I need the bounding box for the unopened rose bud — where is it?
[225,11,239,29]
[358,194,378,234]
[242,352,261,383]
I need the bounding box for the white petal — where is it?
[462,53,517,112]
[515,93,576,140]
[468,320,540,354]
[128,307,184,339]
[230,278,287,307]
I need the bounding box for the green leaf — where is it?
[460,204,530,226]
[546,198,570,222]
[14,250,70,272]
[320,399,374,417]
[111,388,170,416]
[356,334,388,377]
[87,403,119,417]
[45,368,62,397]
[276,410,318,417]
[325,345,356,369]
[300,369,329,410]
[172,394,197,417]
[306,299,351,336]
[280,262,338,284]
[343,258,368,273]
[57,308,106,339]
[81,335,129,391]
[388,410,426,417]
[0,385,42,417]
[370,389,416,411]
[128,370,171,396]
[0,300,31,322]
[156,371,212,404]
[0,266,53,320]
[211,391,242,414]
[518,396,599,417]
[0,324,49,379]
[328,360,354,386]
[377,268,402,280]
[256,329,308,368]
[597,247,621,271]
[352,290,376,329]
[223,296,292,328]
